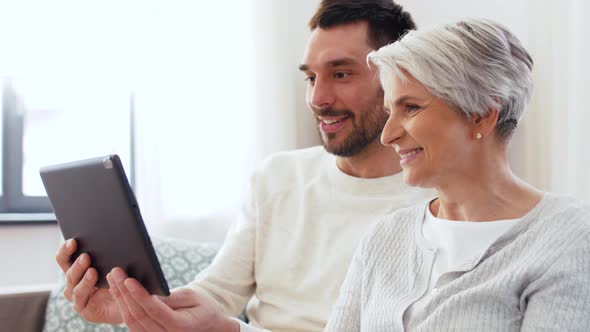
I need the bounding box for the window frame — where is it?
[0,83,136,220]
[0,83,52,214]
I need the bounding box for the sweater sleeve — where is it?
[324,234,368,331]
[185,174,259,317]
[521,231,590,331]
[232,318,270,332]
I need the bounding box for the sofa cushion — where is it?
[0,288,50,332]
[43,237,218,332]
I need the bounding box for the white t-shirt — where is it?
[404,204,520,326]
[186,146,434,332]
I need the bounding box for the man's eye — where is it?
[305,76,316,85]
[334,72,350,79]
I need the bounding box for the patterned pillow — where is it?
[43,237,218,332]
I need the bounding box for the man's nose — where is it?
[310,79,336,109]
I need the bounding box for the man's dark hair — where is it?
[308,0,416,50]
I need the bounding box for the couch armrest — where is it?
[0,285,53,332]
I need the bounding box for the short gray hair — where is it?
[368,19,533,141]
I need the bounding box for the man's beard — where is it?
[318,103,388,157]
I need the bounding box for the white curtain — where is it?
[131,1,256,238]
[133,0,321,241]
[138,0,590,242]
[398,0,590,203]
[514,0,590,201]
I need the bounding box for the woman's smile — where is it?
[398,147,424,166]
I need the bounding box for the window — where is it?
[0,0,142,218]
[0,77,134,215]
[0,0,255,224]
[0,79,50,213]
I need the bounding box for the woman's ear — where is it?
[472,108,499,140]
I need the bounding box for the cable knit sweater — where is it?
[325,193,590,331]
[186,146,433,332]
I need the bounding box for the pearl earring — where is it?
[476,133,482,139]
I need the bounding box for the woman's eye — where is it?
[406,104,421,114]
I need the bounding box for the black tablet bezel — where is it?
[40,155,170,296]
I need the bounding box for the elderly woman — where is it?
[325,19,590,331]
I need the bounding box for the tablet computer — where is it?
[40,155,169,296]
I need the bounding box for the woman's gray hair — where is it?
[368,18,533,141]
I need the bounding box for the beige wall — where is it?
[0,224,61,287]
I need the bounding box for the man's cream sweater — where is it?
[187,146,432,331]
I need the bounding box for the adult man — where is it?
[56,1,426,331]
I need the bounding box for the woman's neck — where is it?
[431,165,543,222]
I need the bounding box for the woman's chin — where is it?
[402,170,425,188]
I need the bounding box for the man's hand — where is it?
[55,239,123,324]
[106,268,240,332]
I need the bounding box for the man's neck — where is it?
[335,141,402,179]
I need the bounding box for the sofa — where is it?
[0,287,50,332]
[0,237,219,332]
